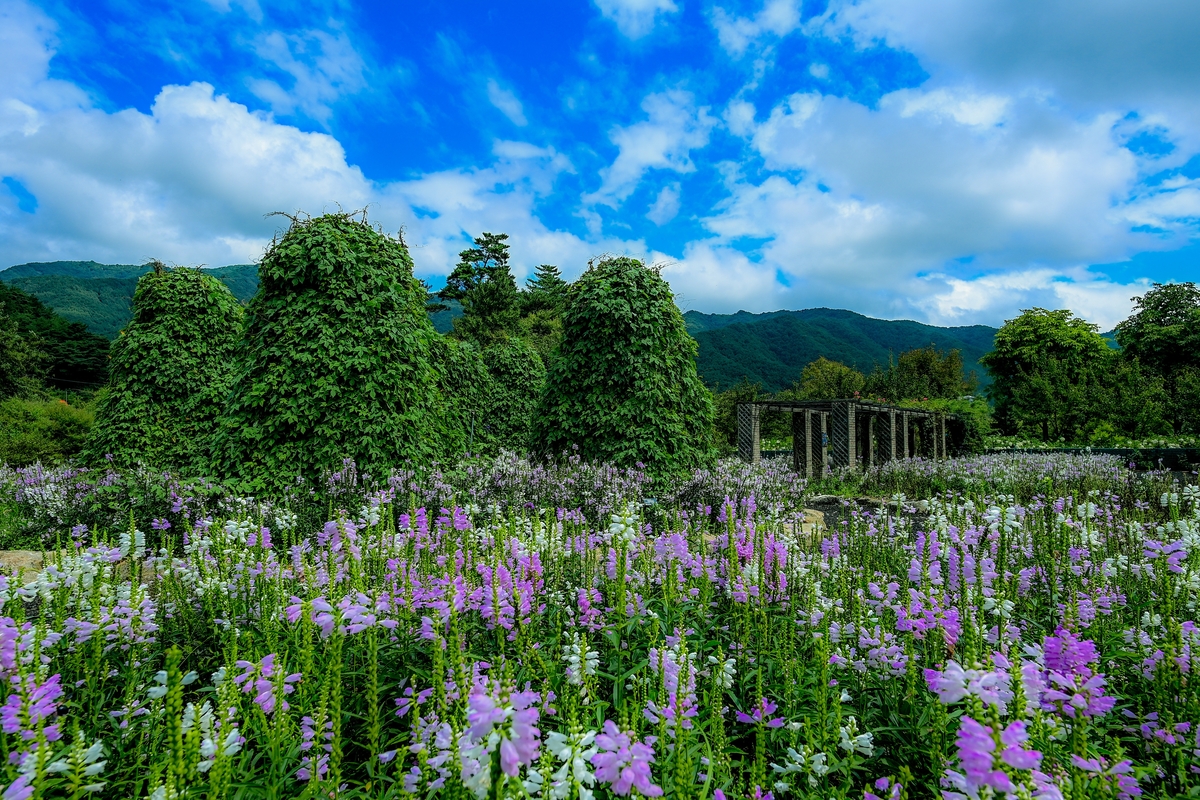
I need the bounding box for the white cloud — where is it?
[808,62,829,79]
[485,79,528,126]
[0,0,654,284]
[593,0,679,39]
[647,183,680,224]
[586,90,715,207]
[245,25,369,124]
[711,0,801,56]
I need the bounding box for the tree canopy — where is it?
[438,232,521,343]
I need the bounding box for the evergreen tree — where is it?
[209,213,460,489]
[523,264,568,313]
[533,256,713,479]
[84,264,242,471]
[438,232,520,343]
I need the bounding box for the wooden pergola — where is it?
[736,400,958,477]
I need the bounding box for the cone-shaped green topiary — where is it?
[533,256,714,478]
[84,265,243,472]
[481,337,545,452]
[209,213,460,490]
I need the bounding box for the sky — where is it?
[1,0,1198,329]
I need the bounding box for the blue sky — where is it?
[1,0,1198,328]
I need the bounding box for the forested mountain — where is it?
[688,308,998,392]
[1,261,258,338]
[0,282,110,388]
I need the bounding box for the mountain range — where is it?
[3,261,1000,392]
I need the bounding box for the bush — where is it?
[209,213,460,490]
[83,266,242,472]
[481,338,545,452]
[430,336,493,454]
[533,256,714,479]
[0,397,94,466]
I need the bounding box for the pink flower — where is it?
[592,720,663,797]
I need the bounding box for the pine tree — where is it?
[438,232,521,343]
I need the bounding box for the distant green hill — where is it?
[689,308,998,393]
[1,262,258,339]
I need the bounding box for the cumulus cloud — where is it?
[593,0,679,39]
[586,90,716,207]
[485,79,528,126]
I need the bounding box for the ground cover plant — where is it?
[0,451,1198,799]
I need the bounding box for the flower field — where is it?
[0,453,1198,799]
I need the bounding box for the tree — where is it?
[0,312,45,399]
[1114,282,1200,433]
[438,232,521,343]
[981,308,1113,441]
[523,264,568,314]
[533,256,714,479]
[209,213,461,489]
[83,265,242,471]
[866,346,974,402]
[794,357,865,400]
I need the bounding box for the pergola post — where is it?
[830,400,857,471]
[900,412,910,459]
[737,403,762,464]
[792,409,816,477]
[878,409,896,462]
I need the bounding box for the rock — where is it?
[0,551,44,576]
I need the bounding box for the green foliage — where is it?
[0,396,94,466]
[690,308,997,392]
[1115,282,1200,433]
[711,379,763,455]
[84,265,243,472]
[517,307,563,362]
[210,213,460,490]
[0,312,45,398]
[480,338,545,452]
[981,308,1117,441]
[900,397,991,454]
[429,335,492,453]
[0,282,108,388]
[522,263,568,314]
[794,357,866,399]
[438,232,521,343]
[534,256,714,479]
[865,346,975,402]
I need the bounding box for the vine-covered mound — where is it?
[481,337,545,452]
[83,266,242,471]
[209,213,459,488]
[534,256,713,478]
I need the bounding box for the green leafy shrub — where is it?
[0,312,45,399]
[83,266,242,472]
[209,213,460,490]
[481,338,545,452]
[0,397,94,466]
[430,336,493,454]
[533,256,714,479]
